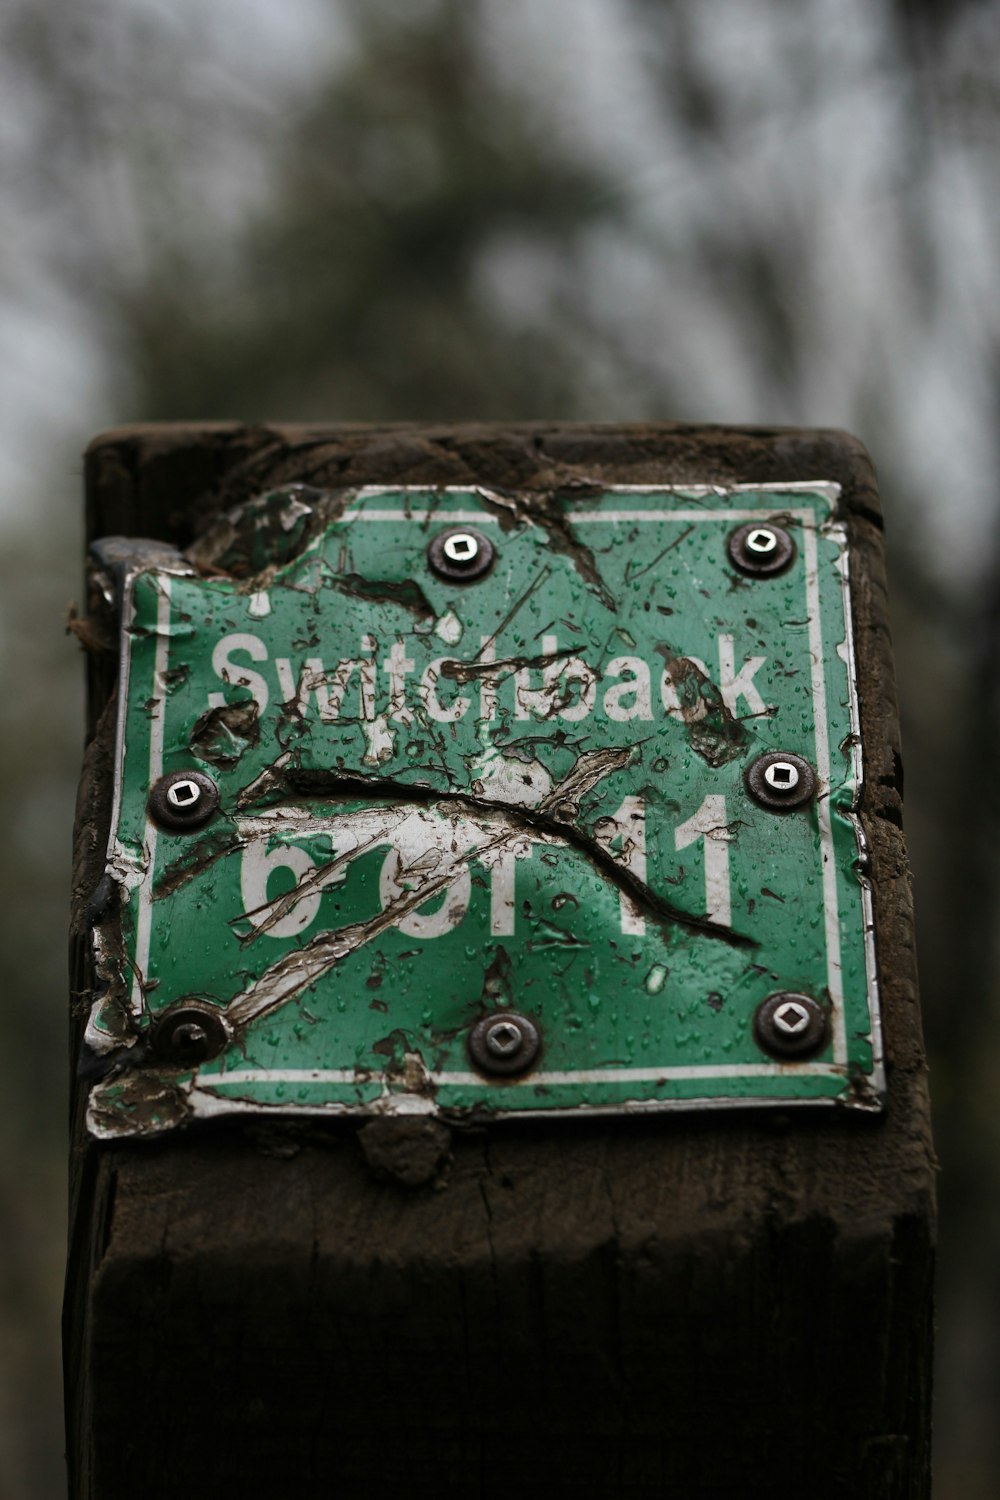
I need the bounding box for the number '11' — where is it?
[598,795,731,934]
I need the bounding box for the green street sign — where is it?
[84,483,883,1137]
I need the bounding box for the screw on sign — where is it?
[745,750,816,811]
[753,991,829,1058]
[468,1012,542,1077]
[427,525,495,580]
[168,779,201,809]
[152,1004,229,1064]
[443,532,479,565]
[764,761,800,794]
[168,1021,209,1058]
[148,769,219,831]
[774,1000,811,1035]
[486,1021,522,1056]
[748,528,778,555]
[727,520,795,576]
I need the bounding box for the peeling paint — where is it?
[189,700,261,767]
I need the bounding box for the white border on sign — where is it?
[129,576,172,1016]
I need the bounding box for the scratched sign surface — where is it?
[84,483,883,1137]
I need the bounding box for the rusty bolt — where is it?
[468,1011,541,1077]
[754,992,828,1059]
[745,751,816,811]
[148,769,219,831]
[728,521,795,577]
[428,526,495,582]
[151,1003,229,1066]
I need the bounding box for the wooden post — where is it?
[65,423,934,1499]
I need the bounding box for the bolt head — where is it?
[746,527,779,555]
[171,1021,209,1053]
[772,1001,810,1036]
[728,521,795,577]
[442,531,480,566]
[428,526,495,582]
[148,769,220,830]
[485,1020,523,1058]
[468,1011,541,1077]
[762,761,800,794]
[745,751,815,812]
[753,992,828,1059]
[151,1004,229,1065]
[165,777,203,810]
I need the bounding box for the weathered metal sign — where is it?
[83,483,883,1137]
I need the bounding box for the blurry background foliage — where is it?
[1,0,998,1493]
